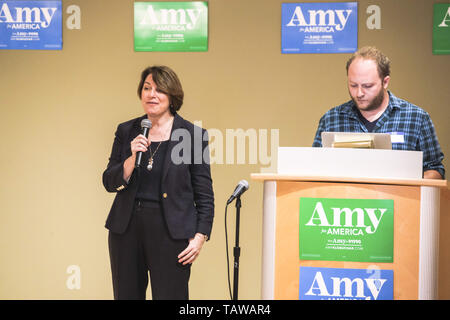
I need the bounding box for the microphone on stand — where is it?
[226,180,249,205]
[225,179,249,300]
[135,119,152,168]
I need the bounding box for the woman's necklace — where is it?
[146,141,162,171]
[146,118,173,171]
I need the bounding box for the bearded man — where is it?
[312,46,445,179]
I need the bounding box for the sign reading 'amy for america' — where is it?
[299,197,394,263]
[134,2,208,52]
[0,0,62,50]
[281,2,357,54]
[299,266,394,300]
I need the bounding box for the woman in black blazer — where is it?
[102,66,214,300]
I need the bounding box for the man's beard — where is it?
[352,88,385,112]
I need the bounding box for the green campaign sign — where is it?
[134,2,208,52]
[299,198,394,263]
[433,4,450,55]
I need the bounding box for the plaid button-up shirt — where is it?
[312,91,445,178]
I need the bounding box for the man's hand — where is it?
[424,170,443,180]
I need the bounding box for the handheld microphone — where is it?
[135,119,152,168]
[226,180,249,205]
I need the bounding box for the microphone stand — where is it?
[232,196,241,300]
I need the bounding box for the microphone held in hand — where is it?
[226,180,249,205]
[135,119,152,168]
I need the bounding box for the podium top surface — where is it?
[277,147,423,180]
[250,173,448,188]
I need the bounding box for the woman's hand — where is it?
[178,233,207,265]
[130,134,150,157]
[123,134,150,181]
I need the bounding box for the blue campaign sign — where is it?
[299,266,394,300]
[281,2,358,54]
[0,0,62,50]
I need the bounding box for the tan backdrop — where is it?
[0,0,448,299]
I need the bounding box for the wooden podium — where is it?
[251,148,448,300]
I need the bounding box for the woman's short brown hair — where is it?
[137,65,184,115]
[346,46,391,80]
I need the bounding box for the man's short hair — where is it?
[346,46,391,80]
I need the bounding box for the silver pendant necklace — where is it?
[147,141,162,171]
[146,118,173,171]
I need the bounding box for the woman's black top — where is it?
[135,140,169,202]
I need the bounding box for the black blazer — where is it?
[102,113,214,240]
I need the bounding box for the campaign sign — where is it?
[299,266,394,300]
[0,1,62,50]
[134,2,208,52]
[433,3,450,55]
[281,2,357,54]
[299,198,394,262]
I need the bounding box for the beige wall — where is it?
[0,0,448,299]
